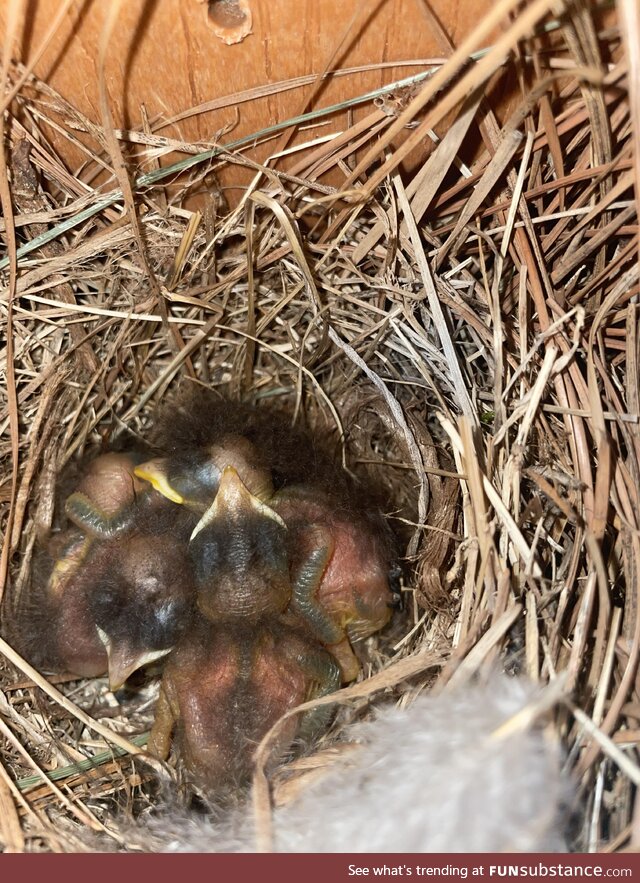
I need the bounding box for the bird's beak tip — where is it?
[134,460,184,504]
[108,646,172,692]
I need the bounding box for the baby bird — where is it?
[78,531,195,690]
[148,617,340,794]
[188,465,290,622]
[147,462,340,790]
[136,398,395,683]
[12,450,145,679]
[273,488,393,684]
[21,530,195,690]
[15,451,197,690]
[19,529,108,679]
[147,387,364,501]
[133,434,274,513]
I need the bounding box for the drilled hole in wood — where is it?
[206,0,253,44]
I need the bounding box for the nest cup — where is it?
[0,0,638,853]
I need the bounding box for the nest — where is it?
[0,0,638,854]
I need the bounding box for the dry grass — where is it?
[0,0,639,853]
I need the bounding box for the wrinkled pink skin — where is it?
[273,489,392,682]
[148,619,338,791]
[64,451,156,541]
[76,452,144,516]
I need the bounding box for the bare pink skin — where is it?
[274,490,392,682]
[76,452,145,517]
[149,620,333,791]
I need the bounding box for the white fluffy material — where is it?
[129,676,569,853]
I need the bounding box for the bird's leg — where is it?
[147,679,177,761]
[290,525,342,645]
[47,533,93,599]
[324,636,361,684]
[296,646,341,740]
[65,492,137,539]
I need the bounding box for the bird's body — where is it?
[148,616,340,792]
[148,390,346,495]
[144,429,344,791]
[13,450,198,688]
[9,389,395,796]
[140,389,395,682]
[80,530,196,689]
[274,488,392,682]
[188,465,290,622]
[23,530,109,678]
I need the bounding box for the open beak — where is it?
[134,459,184,504]
[190,465,285,541]
[96,628,171,691]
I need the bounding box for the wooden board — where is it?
[2,0,503,201]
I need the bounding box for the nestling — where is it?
[188,465,290,622]
[133,433,274,512]
[146,460,341,790]
[14,451,197,689]
[140,400,395,682]
[147,616,340,793]
[80,531,196,690]
[274,487,393,683]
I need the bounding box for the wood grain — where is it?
[3,0,500,199]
